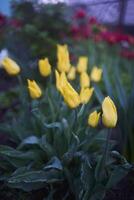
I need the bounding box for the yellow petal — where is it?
[77,56,88,73]
[38,58,51,77]
[57,44,71,72]
[80,72,90,88]
[55,70,80,108]
[91,66,102,82]
[62,81,80,108]
[2,57,20,75]
[102,96,117,128]
[88,111,100,127]
[27,79,42,99]
[80,87,94,104]
[67,66,76,80]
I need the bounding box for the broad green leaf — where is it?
[43,156,63,170]
[106,165,130,189]
[8,169,64,191]
[102,65,113,97]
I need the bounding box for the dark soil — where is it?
[104,171,134,200]
[0,171,134,200]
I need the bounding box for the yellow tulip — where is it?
[77,56,88,73]
[55,70,67,94]
[91,66,102,82]
[88,111,100,127]
[80,87,94,104]
[27,79,42,99]
[57,44,71,73]
[62,81,80,108]
[102,96,117,128]
[38,58,51,77]
[67,66,76,80]
[55,70,80,108]
[2,57,20,75]
[80,72,90,88]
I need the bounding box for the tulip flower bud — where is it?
[102,96,117,128]
[62,81,80,108]
[2,57,20,75]
[55,70,80,108]
[88,110,100,127]
[67,66,76,80]
[57,44,71,72]
[91,66,102,82]
[77,56,88,73]
[80,72,90,88]
[27,79,42,99]
[55,70,67,93]
[38,58,51,77]
[80,87,94,104]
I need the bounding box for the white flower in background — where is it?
[0,49,8,67]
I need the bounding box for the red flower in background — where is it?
[70,25,79,35]
[70,25,81,40]
[120,49,134,59]
[101,31,118,44]
[0,13,7,27]
[127,35,134,45]
[10,19,23,29]
[89,16,97,25]
[80,25,91,39]
[74,8,86,19]
[70,6,134,58]
[93,34,102,43]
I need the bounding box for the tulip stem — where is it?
[104,128,112,166]
[17,75,25,106]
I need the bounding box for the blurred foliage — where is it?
[8,0,70,63]
[0,2,134,199]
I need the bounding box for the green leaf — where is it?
[89,184,106,200]
[44,122,62,131]
[0,145,39,167]
[93,83,104,104]
[39,135,56,157]
[8,169,64,191]
[102,65,113,97]
[43,156,63,170]
[80,162,95,200]
[18,136,40,149]
[113,68,127,109]
[106,165,130,189]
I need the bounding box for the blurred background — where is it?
[1,2,134,199]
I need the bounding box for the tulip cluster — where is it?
[55,45,103,109]
[0,44,117,129]
[88,96,117,128]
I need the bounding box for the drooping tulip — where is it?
[102,96,117,128]
[38,58,51,77]
[80,72,90,88]
[62,81,81,108]
[91,66,102,82]
[55,70,80,108]
[88,110,100,127]
[55,70,67,94]
[67,66,76,80]
[77,56,88,73]
[2,57,20,75]
[27,79,42,99]
[80,87,94,104]
[57,44,71,73]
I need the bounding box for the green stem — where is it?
[103,128,112,165]
[17,75,25,106]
